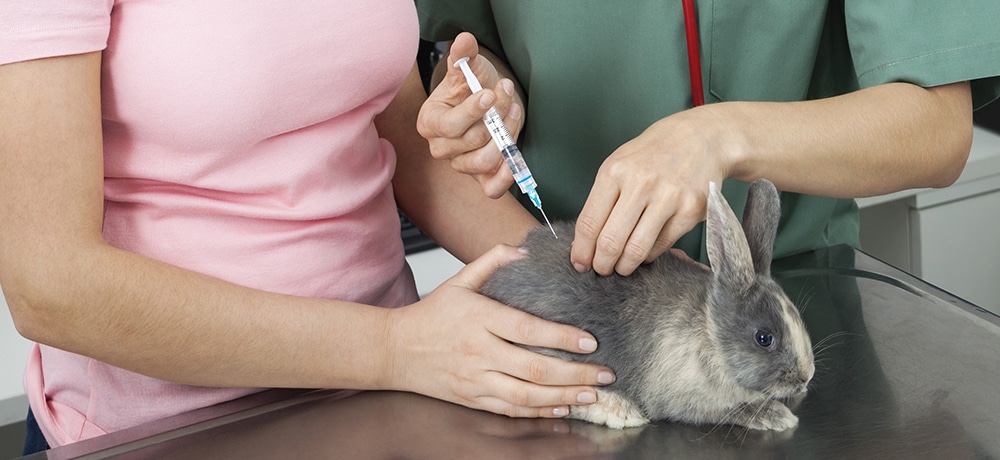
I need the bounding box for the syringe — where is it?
[454,57,557,238]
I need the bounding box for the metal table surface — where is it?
[21,246,1000,459]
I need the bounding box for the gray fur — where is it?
[481,179,814,430]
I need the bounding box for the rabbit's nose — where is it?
[794,366,814,389]
[800,360,815,383]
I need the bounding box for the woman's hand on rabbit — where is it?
[385,244,615,418]
[417,32,524,199]
[571,107,733,276]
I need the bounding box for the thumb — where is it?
[447,244,525,291]
[448,32,481,68]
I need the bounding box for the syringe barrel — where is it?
[483,107,516,151]
[501,144,537,194]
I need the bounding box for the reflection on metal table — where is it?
[20,246,1000,459]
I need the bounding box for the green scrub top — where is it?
[417,1,1000,262]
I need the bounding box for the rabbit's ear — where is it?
[741,179,781,276]
[706,182,754,292]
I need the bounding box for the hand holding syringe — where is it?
[454,57,557,238]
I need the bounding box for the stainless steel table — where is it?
[21,246,1000,459]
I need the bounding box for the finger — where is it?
[440,84,519,175]
[476,396,575,420]
[613,200,678,276]
[447,244,525,291]
[644,195,704,265]
[646,195,705,262]
[431,85,513,164]
[428,88,497,141]
[459,81,519,198]
[477,372,600,412]
[447,140,504,177]
[448,32,482,69]
[495,79,522,136]
[590,191,647,277]
[477,164,515,199]
[499,345,616,387]
[418,88,495,165]
[447,39,502,97]
[446,36,510,115]
[443,77,516,147]
[570,185,620,274]
[423,52,508,140]
[486,307,601,355]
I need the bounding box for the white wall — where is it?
[406,249,463,298]
[1,285,32,425]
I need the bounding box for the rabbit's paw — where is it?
[734,400,799,431]
[569,389,649,430]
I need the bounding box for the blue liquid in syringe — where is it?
[500,144,540,206]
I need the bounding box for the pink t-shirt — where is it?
[1,0,420,447]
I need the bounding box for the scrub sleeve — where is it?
[416,0,1000,262]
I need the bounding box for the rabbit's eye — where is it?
[755,330,774,348]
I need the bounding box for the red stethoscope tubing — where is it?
[682,0,705,107]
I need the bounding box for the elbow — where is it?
[4,283,51,345]
[925,81,974,189]
[928,118,973,189]
[1,260,82,346]
[2,233,113,349]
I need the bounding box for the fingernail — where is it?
[573,263,587,273]
[578,337,597,352]
[553,406,569,417]
[577,392,597,404]
[552,420,570,432]
[510,103,522,121]
[598,371,616,385]
[502,79,514,96]
[479,92,496,108]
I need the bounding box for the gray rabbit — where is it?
[481,179,814,430]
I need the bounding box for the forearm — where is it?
[10,243,392,390]
[716,81,973,198]
[385,65,537,262]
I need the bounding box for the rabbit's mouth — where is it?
[779,363,814,396]
[765,377,811,401]
[775,388,809,412]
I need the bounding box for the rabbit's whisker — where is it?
[792,284,817,313]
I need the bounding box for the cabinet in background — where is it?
[859,126,1000,316]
